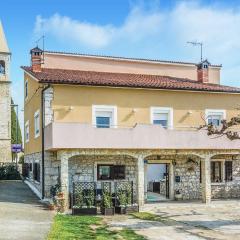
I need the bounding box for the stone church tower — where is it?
[0,21,11,162]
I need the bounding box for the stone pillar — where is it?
[201,155,211,204]
[60,153,69,211]
[137,155,145,208]
[169,163,174,200]
[144,163,148,200]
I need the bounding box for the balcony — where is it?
[44,122,240,150]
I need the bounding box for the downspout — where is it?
[41,84,51,199]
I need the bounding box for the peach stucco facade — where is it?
[43,52,221,84]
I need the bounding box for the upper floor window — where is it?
[205,109,226,126]
[25,80,28,99]
[92,105,117,128]
[25,121,29,143]
[34,110,40,138]
[0,60,5,75]
[150,107,173,129]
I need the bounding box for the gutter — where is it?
[41,84,51,199]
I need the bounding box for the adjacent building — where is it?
[0,21,11,162]
[22,48,240,210]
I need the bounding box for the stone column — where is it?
[201,155,211,204]
[144,163,148,200]
[137,155,145,208]
[60,153,69,211]
[169,163,174,200]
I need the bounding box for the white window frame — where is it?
[150,107,173,129]
[25,120,29,143]
[205,109,226,126]
[92,105,117,128]
[25,80,28,99]
[34,110,40,138]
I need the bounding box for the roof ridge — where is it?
[44,50,222,68]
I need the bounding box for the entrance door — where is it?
[146,163,170,202]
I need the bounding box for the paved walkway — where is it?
[0,181,54,240]
[106,200,240,240]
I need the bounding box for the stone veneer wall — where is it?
[211,159,240,199]
[44,87,54,127]
[159,180,166,195]
[0,82,11,162]
[68,155,138,201]
[174,158,202,200]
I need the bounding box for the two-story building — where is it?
[22,48,240,210]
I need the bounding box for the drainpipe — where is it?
[41,84,51,199]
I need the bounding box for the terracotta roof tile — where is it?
[21,66,240,93]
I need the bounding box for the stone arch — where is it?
[66,153,139,200]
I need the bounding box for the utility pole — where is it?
[187,41,203,62]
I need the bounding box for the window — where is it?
[92,105,117,128]
[206,109,226,127]
[33,162,40,182]
[25,80,28,99]
[25,121,29,143]
[97,165,125,180]
[151,107,173,129]
[211,161,222,183]
[225,161,233,182]
[0,60,5,75]
[29,163,32,172]
[34,110,40,138]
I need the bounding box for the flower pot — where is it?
[48,204,55,211]
[72,207,97,215]
[101,207,115,216]
[115,205,139,214]
[175,193,183,201]
[57,192,64,198]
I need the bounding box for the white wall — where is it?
[147,164,166,182]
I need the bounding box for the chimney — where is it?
[197,60,210,83]
[30,47,43,72]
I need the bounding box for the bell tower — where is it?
[0,20,11,81]
[0,20,11,162]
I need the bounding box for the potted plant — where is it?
[101,191,115,215]
[115,189,138,214]
[72,188,97,215]
[175,190,183,201]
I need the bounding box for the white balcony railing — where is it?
[44,122,240,150]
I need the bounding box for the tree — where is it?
[11,98,22,144]
[199,117,240,140]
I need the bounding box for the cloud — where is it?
[34,6,164,49]
[34,1,240,86]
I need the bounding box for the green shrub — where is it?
[0,164,21,180]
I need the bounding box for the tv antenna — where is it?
[187,41,203,62]
[35,35,45,63]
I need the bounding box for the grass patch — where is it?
[132,212,175,224]
[47,214,145,240]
